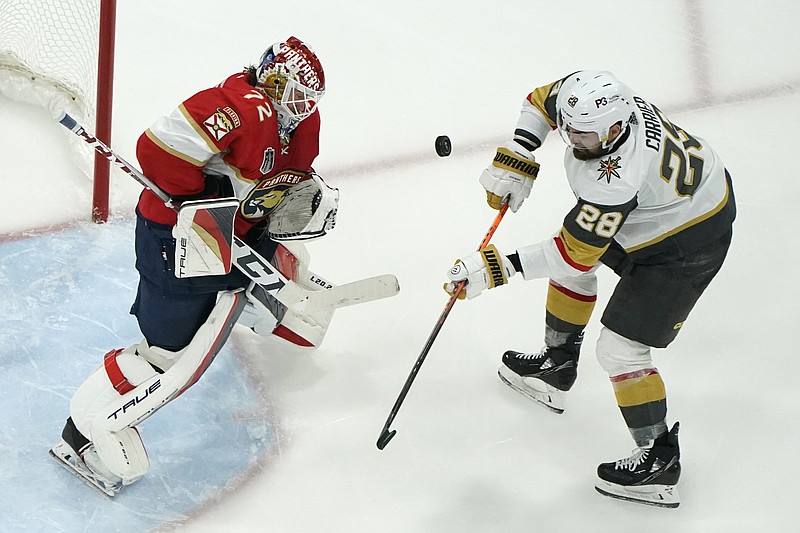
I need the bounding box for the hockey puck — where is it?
[435,135,452,157]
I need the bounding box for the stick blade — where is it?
[376,429,396,450]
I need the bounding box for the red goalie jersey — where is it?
[135,71,321,238]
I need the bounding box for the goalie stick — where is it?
[56,112,399,313]
[376,203,509,450]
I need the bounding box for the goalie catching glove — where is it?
[444,244,516,299]
[479,141,539,212]
[267,172,339,241]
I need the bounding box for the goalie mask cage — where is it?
[0,0,117,223]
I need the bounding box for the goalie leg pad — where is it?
[272,306,334,348]
[69,344,161,442]
[238,296,281,337]
[246,242,332,347]
[98,289,246,432]
[68,290,245,479]
[91,426,149,485]
[241,281,333,348]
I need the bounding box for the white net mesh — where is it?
[0,0,101,175]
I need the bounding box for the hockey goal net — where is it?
[0,0,116,222]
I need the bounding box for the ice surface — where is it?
[1,1,799,532]
[0,221,276,531]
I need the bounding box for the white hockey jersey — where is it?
[512,73,735,281]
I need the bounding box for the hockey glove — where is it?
[444,244,516,300]
[479,141,539,213]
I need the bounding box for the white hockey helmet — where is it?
[256,37,325,138]
[556,71,633,149]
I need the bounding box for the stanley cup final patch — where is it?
[203,106,241,142]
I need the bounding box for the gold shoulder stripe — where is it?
[527,82,559,127]
[626,180,731,253]
[179,104,222,155]
[144,129,205,167]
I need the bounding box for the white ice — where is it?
[1,1,799,532]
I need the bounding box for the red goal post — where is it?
[0,0,117,223]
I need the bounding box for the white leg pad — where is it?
[96,289,245,432]
[595,326,653,376]
[138,340,187,372]
[238,299,280,336]
[68,290,245,479]
[70,344,160,441]
[91,426,150,485]
[243,242,335,347]
[272,306,334,348]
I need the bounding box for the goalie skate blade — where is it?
[595,480,680,509]
[49,441,122,498]
[497,365,565,414]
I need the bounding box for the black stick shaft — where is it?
[57,111,173,206]
[377,203,509,449]
[56,112,291,292]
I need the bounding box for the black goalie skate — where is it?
[497,345,579,414]
[595,422,681,508]
[49,417,123,498]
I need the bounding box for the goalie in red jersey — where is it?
[51,37,340,496]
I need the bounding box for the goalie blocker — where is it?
[172,171,338,279]
[173,197,399,348]
[241,241,401,347]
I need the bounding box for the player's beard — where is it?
[572,145,606,161]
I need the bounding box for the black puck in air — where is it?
[435,135,451,157]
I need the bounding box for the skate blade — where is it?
[497,366,565,414]
[49,441,122,498]
[595,480,680,508]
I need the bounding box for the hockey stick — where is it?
[277,274,400,313]
[56,111,399,312]
[376,203,509,450]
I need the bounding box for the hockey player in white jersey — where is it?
[445,71,735,508]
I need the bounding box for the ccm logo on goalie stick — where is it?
[234,250,285,291]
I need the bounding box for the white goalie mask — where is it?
[256,37,325,141]
[267,172,339,241]
[556,71,634,150]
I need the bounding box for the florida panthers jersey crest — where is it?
[135,72,321,235]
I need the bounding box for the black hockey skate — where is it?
[595,422,681,508]
[49,417,123,498]
[497,335,581,414]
